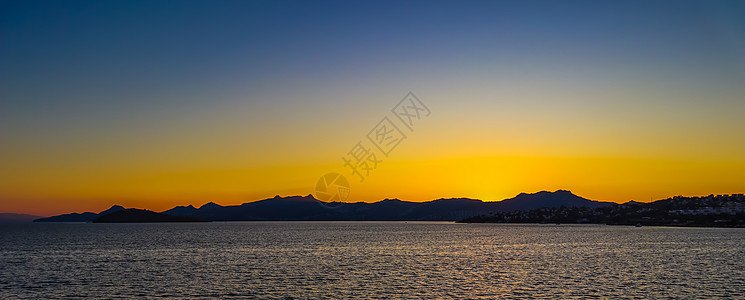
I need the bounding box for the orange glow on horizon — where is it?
[3,153,743,216]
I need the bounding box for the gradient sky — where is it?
[1,0,744,216]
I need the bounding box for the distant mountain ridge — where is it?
[34,205,125,222]
[35,190,613,222]
[496,190,608,211]
[92,209,208,223]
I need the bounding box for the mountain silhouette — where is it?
[92,209,208,223]
[199,202,223,210]
[34,205,125,222]
[34,190,613,222]
[161,204,198,216]
[496,190,609,211]
[98,205,125,216]
[162,190,611,221]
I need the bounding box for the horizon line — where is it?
[9,190,745,218]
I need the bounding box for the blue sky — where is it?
[1,0,744,214]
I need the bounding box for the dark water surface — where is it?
[1,222,743,299]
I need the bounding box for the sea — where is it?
[1,222,743,299]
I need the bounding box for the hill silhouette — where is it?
[37,190,612,222]
[34,205,125,222]
[496,190,609,210]
[459,194,745,227]
[92,209,208,223]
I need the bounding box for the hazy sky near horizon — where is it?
[1,0,744,215]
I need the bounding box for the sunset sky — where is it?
[1,0,744,216]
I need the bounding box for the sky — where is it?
[1,0,744,216]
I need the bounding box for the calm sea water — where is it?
[1,222,743,299]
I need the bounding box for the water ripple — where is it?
[1,222,743,299]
